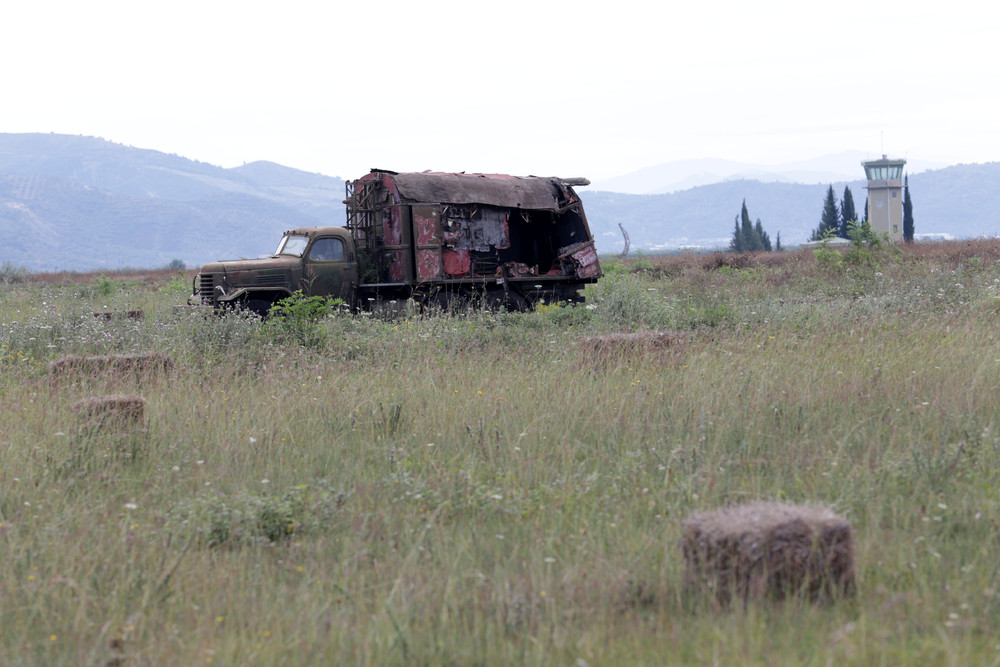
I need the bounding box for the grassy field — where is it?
[3,240,1000,665]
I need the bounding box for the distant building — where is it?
[862,155,906,242]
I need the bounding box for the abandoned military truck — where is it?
[189,169,602,314]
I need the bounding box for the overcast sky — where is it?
[3,0,997,181]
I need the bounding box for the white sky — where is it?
[2,0,997,181]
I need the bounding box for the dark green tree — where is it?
[729,200,775,252]
[903,174,914,242]
[775,231,782,251]
[755,219,772,251]
[741,200,762,251]
[839,186,857,238]
[811,185,840,240]
[730,215,744,252]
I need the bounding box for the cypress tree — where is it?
[903,174,914,242]
[755,219,771,251]
[839,186,857,238]
[740,200,758,250]
[729,200,775,252]
[811,185,840,240]
[730,215,743,252]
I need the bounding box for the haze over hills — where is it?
[0,133,997,271]
[590,152,950,195]
[0,133,346,271]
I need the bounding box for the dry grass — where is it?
[5,238,1000,664]
[22,267,197,285]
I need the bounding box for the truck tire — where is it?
[245,299,272,318]
[485,289,528,312]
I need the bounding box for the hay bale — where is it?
[72,395,146,430]
[47,352,173,378]
[682,502,855,604]
[93,310,144,321]
[579,331,686,356]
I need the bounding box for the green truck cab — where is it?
[189,227,358,316]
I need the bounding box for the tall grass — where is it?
[3,243,1000,664]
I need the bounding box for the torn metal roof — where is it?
[384,171,588,210]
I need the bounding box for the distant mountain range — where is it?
[582,162,1000,254]
[0,133,345,271]
[588,152,949,194]
[1,133,997,271]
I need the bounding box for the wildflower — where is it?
[124,503,138,510]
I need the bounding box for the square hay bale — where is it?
[47,352,173,379]
[93,309,144,321]
[682,502,855,605]
[72,395,146,430]
[579,331,686,356]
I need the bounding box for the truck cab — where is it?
[189,227,358,315]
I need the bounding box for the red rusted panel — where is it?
[413,207,439,245]
[384,207,401,245]
[417,249,441,281]
[442,249,471,277]
[388,250,406,281]
[570,244,601,278]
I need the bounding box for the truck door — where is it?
[303,235,358,303]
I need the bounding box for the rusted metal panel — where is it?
[559,241,601,278]
[417,249,441,281]
[387,250,406,282]
[390,172,586,211]
[442,248,471,277]
[413,206,441,281]
[413,206,439,246]
[442,206,509,253]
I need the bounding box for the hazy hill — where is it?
[0,133,344,271]
[582,163,1000,254]
[591,152,950,195]
[1,133,998,270]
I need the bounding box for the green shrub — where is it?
[262,290,345,348]
[0,261,29,285]
[168,481,347,547]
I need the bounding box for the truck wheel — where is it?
[485,289,528,312]
[245,299,272,318]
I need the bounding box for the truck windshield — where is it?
[275,235,309,257]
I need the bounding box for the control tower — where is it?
[862,155,906,242]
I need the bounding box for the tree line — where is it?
[729,200,780,252]
[810,181,914,242]
[730,178,915,253]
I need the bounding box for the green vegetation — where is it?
[811,184,842,241]
[904,175,916,242]
[3,241,1000,664]
[839,185,858,239]
[729,199,776,252]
